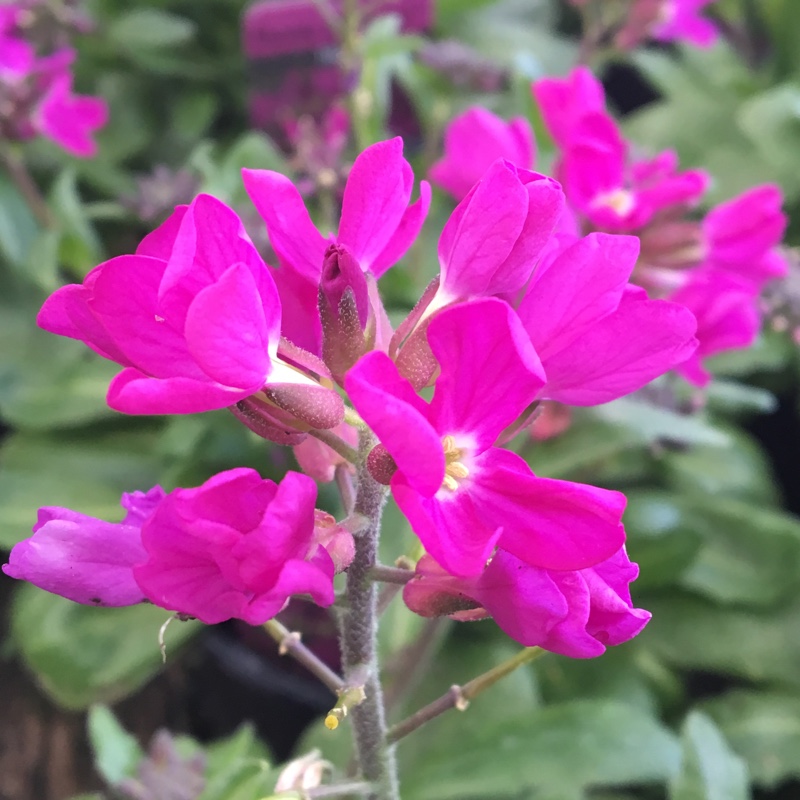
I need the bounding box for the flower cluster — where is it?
[6,132,702,655]
[0,0,106,156]
[432,68,787,388]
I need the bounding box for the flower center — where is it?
[592,187,636,218]
[442,435,470,491]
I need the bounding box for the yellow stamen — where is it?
[441,436,470,491]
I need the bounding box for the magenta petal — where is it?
[428,298,545,450]
[346,351,444,496]
[135,206,187,259]
[159,195,272,329]
[108,368,250,415]
[392,473,503,576]
[236,471,317,590]
[370,181,432,278]
[38,282,132,365]
[519,232,639,362]
[121,487,168,526]
[476,550,570,646]
[438,160,528,298]
[242,551,335,625]
[533,66,606,148]
[472,448,627,571]
[487,172,565,296]
[3,509,147,607]
[338,138,413,269]
[541,288,699,405]
[89,254,201,378]
[185,262,272,389]
[582,548,651,647]
[242,168,327,282]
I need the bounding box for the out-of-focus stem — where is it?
[0,147,54,228]
[387,646,546,744]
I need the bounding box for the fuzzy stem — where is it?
[307,427,360,464]
[264,619,345,694]
[387,647,546,744]
[338,429,398,800]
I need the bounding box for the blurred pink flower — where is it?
[429,107,535,201]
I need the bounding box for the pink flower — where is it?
[2,488,163,607]
[702,185,787,285]
[37,194,343,426]
[243,138,431,353]
[517,233,699,404]
[561,113,708,232]
[436,160,564,301]
[346,298,627,577]
[429,107,535,201]
[532,66,605,149]
[3,470,336,626]
[652,0,719,48]
[134,469,334,625]
[404,547,651,657]
[34,72,108,157]
[671,268,760,386]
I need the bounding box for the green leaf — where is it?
[704,381,778,416]
[669,712,749,800]
[0,428,163,549]
[87,705,143,785]
[49,168,103,278]
[11,584,201,709]
[198,759,276,800]
[639,593,800,686]
[400,700,681,799]
[110,9,197,52]
[678,499,800,607]
[660,428,779,505]
[0,173,39,268]
[623,491,703,591]
[592,398,729,448]
[701,690,800,788]
[205,724,271,779]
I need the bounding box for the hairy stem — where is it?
[338,429,397,800]
[387,646,546,744]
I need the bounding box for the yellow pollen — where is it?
[324,714,339,730]
[593,187,635,218]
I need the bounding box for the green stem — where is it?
[0,147,54,228]
[386,647,546,744]
[307,427,360,464]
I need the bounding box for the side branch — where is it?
[264,619,345,694]
[386,646,546,744]
[308,427,360,464]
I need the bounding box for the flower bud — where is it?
[366,444,398,485]
[319,243,375,383]
[313,510,355,572]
